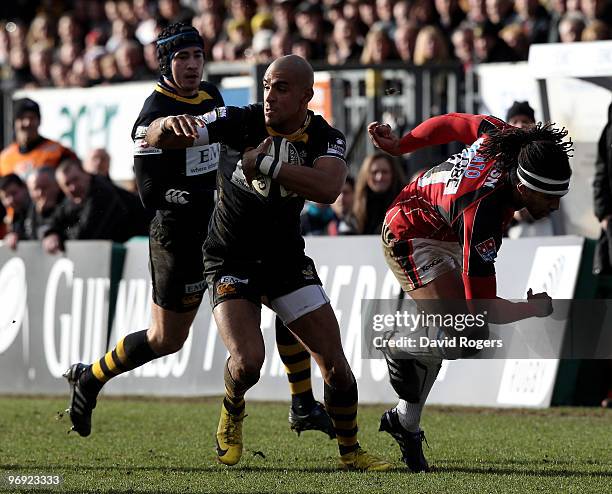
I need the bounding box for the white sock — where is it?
[394,357,442,432]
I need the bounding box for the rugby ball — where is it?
[251,136,303,198]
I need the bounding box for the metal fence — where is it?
[2,61,477,178]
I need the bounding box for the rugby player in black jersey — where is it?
[147,55,392,471]
[62,24,225,437]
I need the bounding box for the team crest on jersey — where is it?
[302,265,315,279]
[475,237,497,262]
[327,138,346,157]
[216,275,248,296]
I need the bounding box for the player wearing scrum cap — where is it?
[62,23,224,436]
[147,55,392,471]
[368,113,572,472]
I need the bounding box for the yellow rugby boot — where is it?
[339,447,393,472]
[215,402,245,466]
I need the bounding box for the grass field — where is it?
[0,396,610,494]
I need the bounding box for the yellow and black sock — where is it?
[324,380,359,455]
[223,358,257,416]
[79,329,158,397]
[275,317,316,414]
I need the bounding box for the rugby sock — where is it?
[79,329,159,397]
[275,317,316,414]
[324,380,359,455]
[395,358,442,432]
[223,358,256,416]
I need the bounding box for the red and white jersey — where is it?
[384,113,515,298]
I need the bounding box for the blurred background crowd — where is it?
[1,0,611,90]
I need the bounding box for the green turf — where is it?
[0,397,610,493]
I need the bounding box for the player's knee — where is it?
[320,356,353,389]
[147,327,189,356]
[232,351,264,384]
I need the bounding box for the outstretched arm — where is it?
[368,113,491,156]
[145,114,206,149]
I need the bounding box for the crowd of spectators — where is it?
[0,97,149,251]
[2,0,611,90]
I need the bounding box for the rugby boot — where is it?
[63,363,97,437]
[289,401,336,439]
[215,401,245,466]
[379,408,430,472]
[339,447,393,471]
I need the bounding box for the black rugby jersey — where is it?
[202,104,347,260]
[132,80,224,229]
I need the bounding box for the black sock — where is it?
[324,380,359,455]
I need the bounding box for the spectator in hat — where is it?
[0,98,77,178]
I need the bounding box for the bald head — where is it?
[262,55,315,133]
[266,55,314,89]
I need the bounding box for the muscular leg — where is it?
[392,269,465,432]
[288,303,358,455]
[213,299,265,466]
[213,299,265,388]
[79,302,197,396]
[275,316,316,414]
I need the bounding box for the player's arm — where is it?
[277,156,347,204]
[242,130,349,204]
[146,106,243,150]
[145,114,206,149]
[455,195,551,322]
[368,113,500,156]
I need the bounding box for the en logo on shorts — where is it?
[475,237,497,262]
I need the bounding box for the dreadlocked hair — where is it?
[479,122,574,173]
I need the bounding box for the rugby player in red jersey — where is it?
[368,113,573,471]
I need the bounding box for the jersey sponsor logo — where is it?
[216,275,248,296]
[181,293,202,307]
[484,166,503,188]
[185,279,207,294]
[133,138,162,155]
[165,189,190,205]
[475,237,497,263]
[186,143,220,176]
[421,257,444,272]
[327,137,346,157]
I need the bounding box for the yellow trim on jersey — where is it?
[266,113,311,143]
[154,84,213,104]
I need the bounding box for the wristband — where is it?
[255,153,282,178]
[194,125,209,146]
